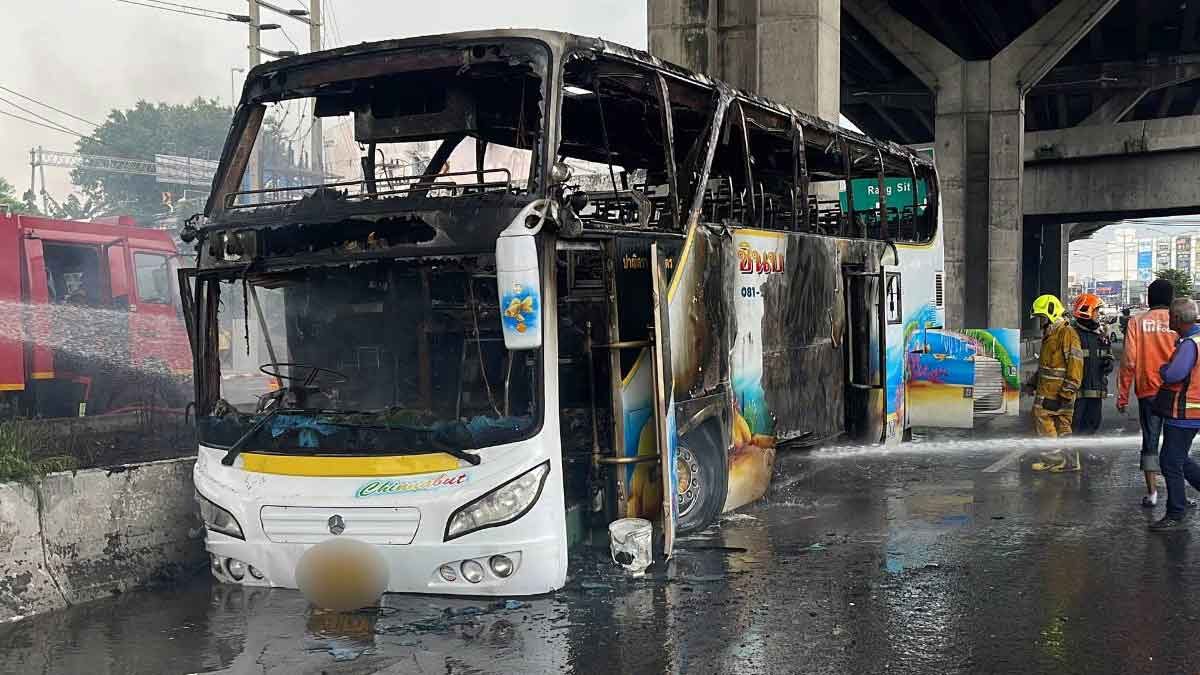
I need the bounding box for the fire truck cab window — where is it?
[559,56,674,229]
[134,253,171,304]
[43,244,101,306]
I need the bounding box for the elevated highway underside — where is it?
[1025,114,1200,222]
[650,0,1200,332]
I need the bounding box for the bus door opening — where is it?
[843,264,886,442]
[554,242,615,539]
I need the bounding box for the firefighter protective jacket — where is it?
[1036,319,1084,405]
[1073,320,1114,398]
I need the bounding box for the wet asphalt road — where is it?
[5,402,1200,675]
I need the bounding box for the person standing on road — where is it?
[1070,293,1114,436]
[1149,298,1200,531]
[1029,294,1085,472]
[1118,279,1176,507]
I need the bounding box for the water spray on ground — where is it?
[807,433,1143,461]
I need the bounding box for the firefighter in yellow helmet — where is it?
[1029,294,1085,472]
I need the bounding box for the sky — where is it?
[0,0,647,200]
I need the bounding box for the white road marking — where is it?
[982,449,1026,473]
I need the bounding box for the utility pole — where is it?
[242,0,322,181]
[309,0,323,177]
[247,0,263,197]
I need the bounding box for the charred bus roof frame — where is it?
[202,29,935,237]
[192,30,940,291]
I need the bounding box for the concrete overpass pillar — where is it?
[844,0,1117,330]
[647,0,841,123]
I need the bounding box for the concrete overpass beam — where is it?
[987,0,1119,330]
[849,0,1117,331]
[995,0,1121,97]
[842,0,958,89]
[845,0,976,327]
[1080,89,1148,125]
[647,0,842,123]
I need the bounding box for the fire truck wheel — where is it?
[675,421,729,535]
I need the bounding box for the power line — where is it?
[0,86,100,128]
[0,109,86,138]
[0,97,88,137]
[113,0,243,22]
[135,0,232,15]
[278,27,301,51]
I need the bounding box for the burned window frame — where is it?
[740,101,807,232]
[556,51,689,231]
[205,37,555,220]
[700,99,756,224]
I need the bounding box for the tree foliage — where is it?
[44,193,105,221]
[1155,268,1195,299]
[72,98,297,225]
[0,178,37,214]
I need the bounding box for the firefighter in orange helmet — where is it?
[1029,294,1085,472]
[1069,293,1114,437]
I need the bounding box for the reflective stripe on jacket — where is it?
[1117,307,1177,407]
[1157,335,1200,419]
[1074,320,1114,398]
[1036,319,1084,404]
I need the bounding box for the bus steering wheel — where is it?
[259,362,349,388]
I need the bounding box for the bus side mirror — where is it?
[496,202,545,351]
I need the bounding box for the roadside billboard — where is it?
[1138,242,1153,281]
[1094,281,1123,299]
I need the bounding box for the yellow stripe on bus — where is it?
[665,221,698,301]
[0,383,25,391]
[31,371,54,380]
[240,453,461,477]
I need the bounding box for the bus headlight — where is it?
[444,462,549,541]
[197,492,245,540]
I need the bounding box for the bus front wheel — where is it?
[675,422,729,534]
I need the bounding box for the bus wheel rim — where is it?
[676,445,701,517]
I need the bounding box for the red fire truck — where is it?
[0,212,192,418]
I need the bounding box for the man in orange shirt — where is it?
[1118,279,1177,507]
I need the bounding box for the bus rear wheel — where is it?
[675,422,728,534]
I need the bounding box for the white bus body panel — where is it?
[193,428,568,597]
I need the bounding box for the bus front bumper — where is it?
[204,530,565,596]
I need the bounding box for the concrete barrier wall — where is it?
[0,457,203,622]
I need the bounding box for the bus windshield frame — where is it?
[186,251,546,457]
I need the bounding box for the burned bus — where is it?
[183,30,1008,596]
